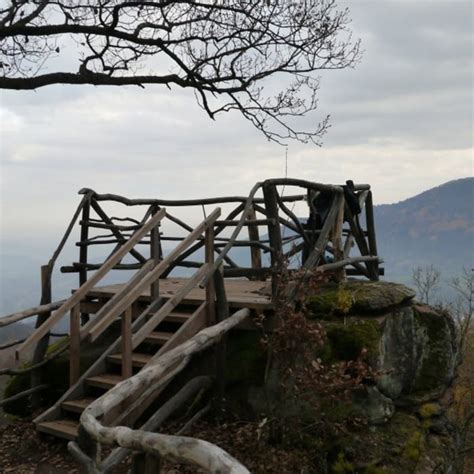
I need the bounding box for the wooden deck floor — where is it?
[88,278,273,310]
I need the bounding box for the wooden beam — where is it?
[201,182,262,286]
[0,299,66,327]
[214,267,229,403]
[79,259,155,340]
[150,206,161,301]
[99,376,212,472]
[90,200,147,264]
[365,191,379,281]
[82,187,305,206]
[131,264,211,349]
[263,182,283,298]
[79,199,91,314]
[164,202,245,278]
[31,264,53,409]
[247,206,262,274]
[121,307,133,379]
[16,209,166,359]
[331,197,346,281]
[80,309,251,474]
[87,209,221,343]
[344,203,377,280]
[70,304,81,387]
[215,219,274,227]
[303,193,344,270]
[205,225,216,326]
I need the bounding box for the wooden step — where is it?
[107,352,152,368]
[85,373,124,390]
[61,397,96,414]
[144,330,174,345]
[162,311,192,323]
[36,419,79,441]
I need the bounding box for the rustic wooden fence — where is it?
[0,178,382,428]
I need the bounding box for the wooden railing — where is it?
[61,179,380,294]
[0,178,382,409]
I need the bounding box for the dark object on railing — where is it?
[343,179,362,220]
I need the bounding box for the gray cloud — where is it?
[1,0,472,242]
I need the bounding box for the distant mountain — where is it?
[374,177,474,280]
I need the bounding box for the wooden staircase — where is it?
[36,302,203,441]
[17,208,221,442]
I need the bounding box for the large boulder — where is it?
[378,304,458,403]
[307,280,458,405]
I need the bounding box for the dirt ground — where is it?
[0,418,80,474]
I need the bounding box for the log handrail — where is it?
[78,308,251,474]
[0,299,67,327]
[16,208,166,359]
[86,208,221,343]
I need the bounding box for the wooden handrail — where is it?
[16,208,166,359]
[131,263,212,349]
[0,299,66,327]
[87,207,222,343]
[79,259,155,340]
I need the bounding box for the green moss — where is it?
[419,402,441,419]
[331,453,354,473]
[307,284,354,320]
[3,336,103,417]
[326,319,381,362]
[46,336,69,355]
[308,280,416,319]
[402,430,422,462]
[361,466,386,474]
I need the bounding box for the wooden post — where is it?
[122,306,133,379]
[79,198,90,324]
[69,303,81,386]
[150,205,162,301]
[263,182,283,298]
[214,266,229,404]
[132,452,162,474]
[31,265,52,409]
[247,205,262,278]
[77,425,100,469]
[331,196,346,282]
[345,201,378,281]
[205,225,216,326]
[365,191,379,281]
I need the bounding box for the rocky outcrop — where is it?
[226,279,461,472]
[307,280,458,407]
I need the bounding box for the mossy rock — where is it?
[347,281,415,314]
[307,283,354,320]
[411,305,457,395]
[307,281,415,320]
[325,319,381,362]
[376,304,458,402]
[3,336,110,417]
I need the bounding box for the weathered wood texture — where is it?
[78,308,251,474]
[16,209,166,359]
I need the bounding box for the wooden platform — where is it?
[88,278,273,310]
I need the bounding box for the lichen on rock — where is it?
[307,280,416,320]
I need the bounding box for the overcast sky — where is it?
[0,0,472,243]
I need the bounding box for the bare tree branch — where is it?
[0,0,361,144]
